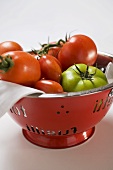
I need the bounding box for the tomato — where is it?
[0,51,41,86]
[61,64,108,92]
[0,41,23,55]
[51,55,62,70]
[58,34,97,71]
[48,46,61,58]
[35,41,63,58]
[34,79,63,93]
[38,54,62,83]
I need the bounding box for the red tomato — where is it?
[34,79,63,93]
[37,41,63,58]
[48,46,61,58]
[0,51,41,86]
[28,51,37,57]
[0,41,23,55]
[51,55,62,70]
[58,34,97,71]
[39,54,62,83]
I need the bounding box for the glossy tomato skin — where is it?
[34,79,63,93]
[39,54,62,83]
[61,64,108,92]
[48,46,61,58]
[50,55,62,70]
[43,41,62,58]
[0,41,23,55]
[0,51,41,86]
[58,34,97,71]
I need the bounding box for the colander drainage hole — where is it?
[56,105,69,114]
[31,126,35,132]
[26,125,30,131]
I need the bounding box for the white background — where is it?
[0,0,113,169]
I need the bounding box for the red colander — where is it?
[8,52,113,149]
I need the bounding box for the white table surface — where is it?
[0,0,113,169]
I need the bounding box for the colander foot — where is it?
[22,127,95,149]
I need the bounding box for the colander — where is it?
[8,52,113,149]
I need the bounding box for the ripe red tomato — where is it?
[58,34,97,71]
[0,51,41,86]
[38,54,62,83]
[34,79,63,93]
[50,55,62,70]
[0,41,23,55]
[48,46,61,58]
[36,41,63,58]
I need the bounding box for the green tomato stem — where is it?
[0,55,14,72]
[74,64,96,80]
[32,39,66,56]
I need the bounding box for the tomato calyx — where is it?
[31,39,65,56]
[74,64,96,81]
[0,55,14,72]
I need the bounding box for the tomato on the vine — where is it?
[34,79,63,93]
[38,54,62,83]
[32,40,64,59]
[61,64,108,92]
[0,51,41,86]
[0,41,23,55]
[58,34,97,71]
[47,46,61,58]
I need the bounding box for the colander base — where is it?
[22,127,95,149]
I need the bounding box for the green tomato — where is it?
[61,64,108,92]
